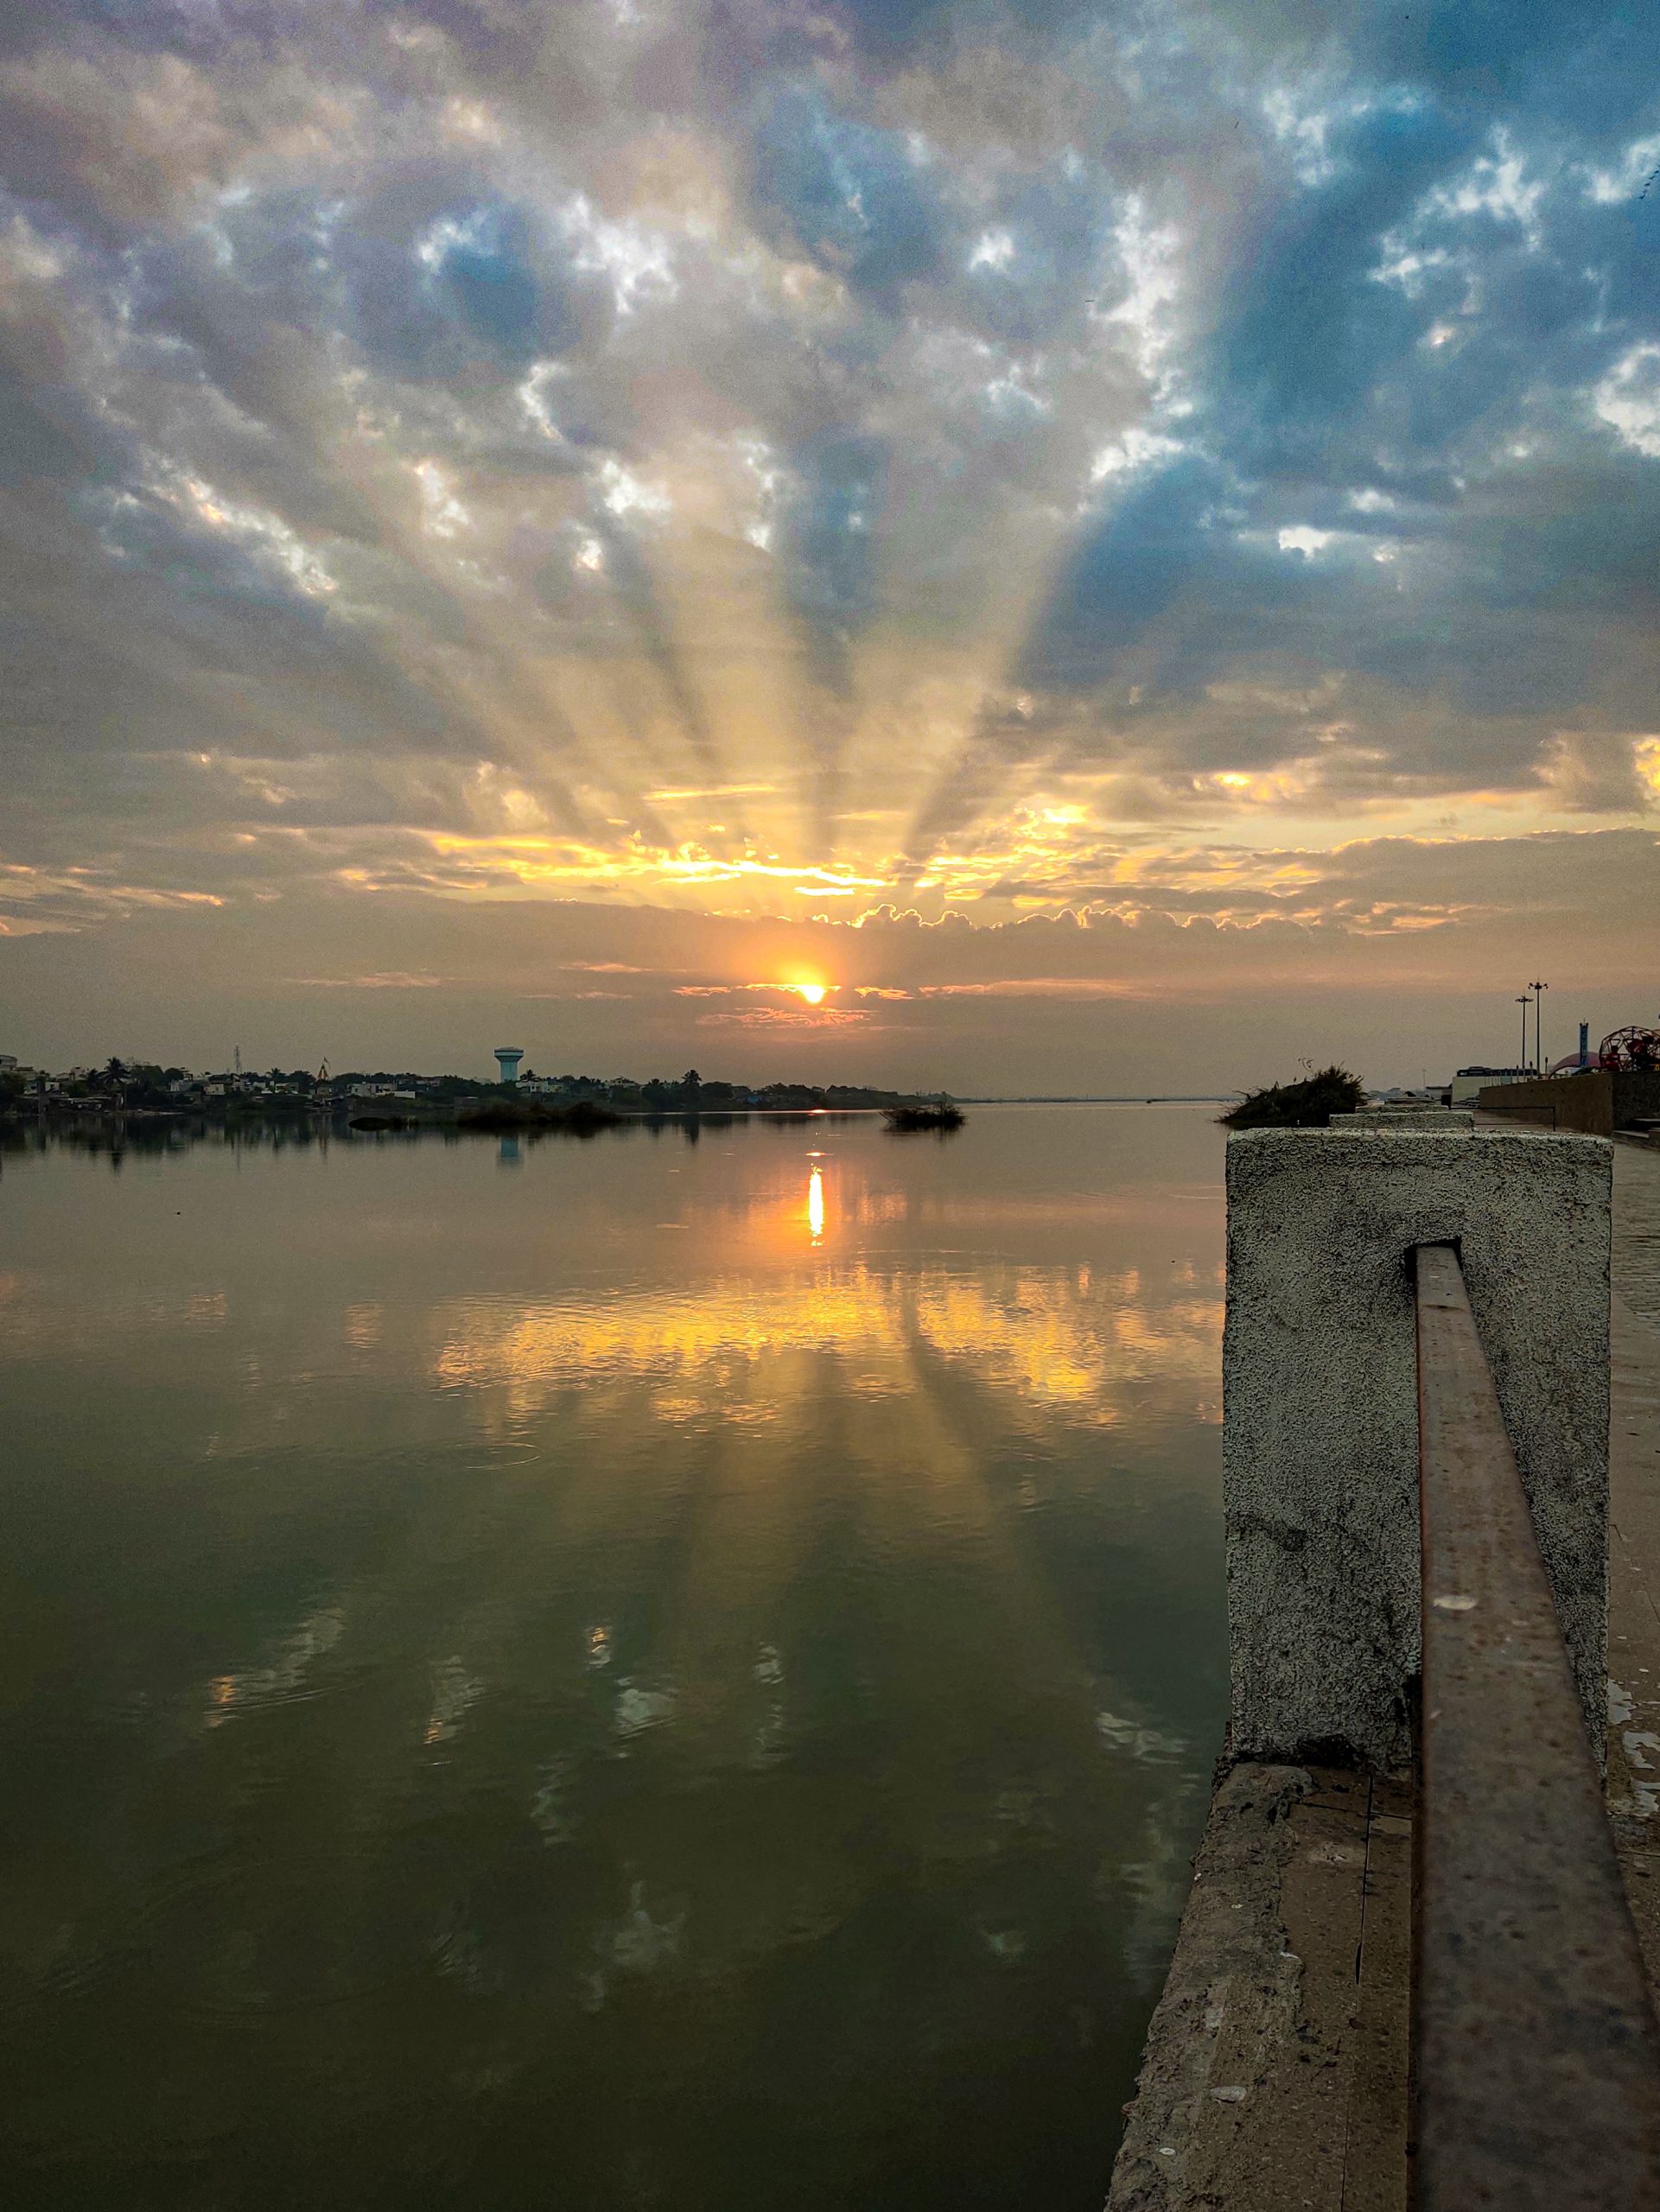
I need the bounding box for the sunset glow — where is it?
[2,0,1657,1093]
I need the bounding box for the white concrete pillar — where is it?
[1224,1128,1611,1769]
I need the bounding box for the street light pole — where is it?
[1531,980,1548,1076]
[1517,995,1531,1073]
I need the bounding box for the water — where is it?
[0,1104,1227,2210]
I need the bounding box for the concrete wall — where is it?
[1224,1128,1611,1769]
[1478,1071,1613,1135]
[1479,1070,1660,1135]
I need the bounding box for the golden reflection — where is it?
[807,1164,825,1244]
[427,1263,1222,1429]
[343,1302,383,1349]
[200,1605,344,1728]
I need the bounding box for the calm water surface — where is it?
[1,1104,1226,2210]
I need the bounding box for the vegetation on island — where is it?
[884,1102,966,1132]
[3,1057,957,1125]
[1219,1065,1366,1130]
[455,1098,622,1136]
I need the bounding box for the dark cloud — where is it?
[1213,99,1481,454]
[330,184,604,381]
[750,86,943,299]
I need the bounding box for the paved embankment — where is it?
[1608,1138,1660,1977]
[1106,1767,1409,2209]
[1107,1135,1660,2210]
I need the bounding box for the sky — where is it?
[1,0,1657,1090]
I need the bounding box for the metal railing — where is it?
[1414,1242,1660,2209]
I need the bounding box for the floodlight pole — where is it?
[1517,995,1531,1073]
[1531,981,1548,1076]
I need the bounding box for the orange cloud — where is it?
[917,978,1157,1000]
[695,1006,869,1029]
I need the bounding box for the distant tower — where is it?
[494,1047,525,1086]
[1580,1020,1590,1069]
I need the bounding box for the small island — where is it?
[884,1103,966,1132]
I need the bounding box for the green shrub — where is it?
[1219,1065,1365,1129]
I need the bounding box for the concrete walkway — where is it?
[1106,1766,1410,2209]
[1607,1138,1660,1976]
[1107,1135,1660,2209]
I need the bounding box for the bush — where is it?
[884,1103,965,1132]
[456,1099,622,1135]
[1219,1065,1365,1130]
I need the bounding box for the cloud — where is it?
[918,977,1155,999]
[0,1,1657,1080]
[694,1003,869,1027]
[287,970,448,988]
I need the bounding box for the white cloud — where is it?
[415,459,469,538]
[1090,425,1184,482]
[968,227,1016,272]
[1093,194,1183,395]
[517,360,568,442]
[560,194,676,315]
[599,460,671,521]
[1594,345,1660,459]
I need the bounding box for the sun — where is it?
[786,982,828,1005]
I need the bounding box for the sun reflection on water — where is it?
[429,1260,1222,1428]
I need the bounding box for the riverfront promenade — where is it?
[1108,1132,1660,2210]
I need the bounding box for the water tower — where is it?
[494,1047,525,1086]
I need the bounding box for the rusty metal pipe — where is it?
[1414,1239,1660,2208]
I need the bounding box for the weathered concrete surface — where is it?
[1108,1135,1650,2211]
[1612,1135,1660,1332]
[1225,1128,1611,1768]
[1106,1763,1410,2211]
[1348,1108,1473,1129]
[1606,1140,1660,1981]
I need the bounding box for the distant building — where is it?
[494,1047,525,1085]
[1450,1065,1528,1106]
[0,1053,16,1071]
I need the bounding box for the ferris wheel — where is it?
[1598,1025,1660,1072]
